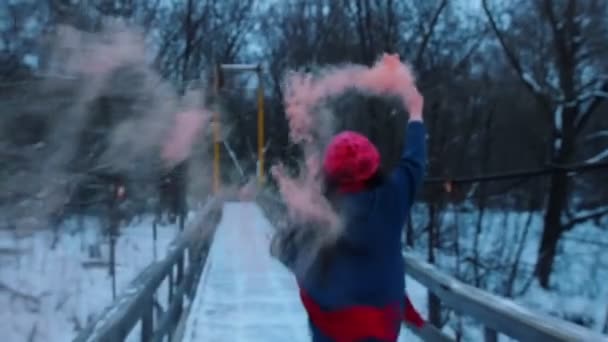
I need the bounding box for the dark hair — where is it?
[322,168,386,204]
[313,168,385,280]
[270,168,386,283]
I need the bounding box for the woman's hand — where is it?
[375,53,423,121]
[405,87,424,122]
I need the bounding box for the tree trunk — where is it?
[472,205,485,287]
[535,170,569,288]
[504,206,534,297]
[536,99,576,289]
[427,203,442,326]
[603,303,608,334]
[533,0,581,289]
[181,0,194,85]
[406,215,414,247]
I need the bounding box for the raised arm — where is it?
[389,88,427,210]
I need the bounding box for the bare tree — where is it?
[482,0,608,289]
[0,1,47,80]
[154,0,257,85]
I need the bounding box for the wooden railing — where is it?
[73,199,222,342]
[403,252,608,342]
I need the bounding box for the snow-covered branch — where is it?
[522,72,543,94]
[585,130,608,141]
[481,0,552,115]
[223,139,245,178]
[586,149,608,164]
[575,81,608,131]
[0,281,41,308]
[570,89,608,104]
[564,206,608,230]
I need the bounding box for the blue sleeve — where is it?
[388,121,427,211]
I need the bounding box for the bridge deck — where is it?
[181,202,419,341]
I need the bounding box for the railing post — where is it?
[179,212,185,232]
[172,250,185,337]
[141,298,154,342]
[184,246,194,295]
[429,293,442,327]
[176,250,184,290]
[109,229,117,300]
[153,216,158,261]
[168,267,174,302]
[484,327,498,342]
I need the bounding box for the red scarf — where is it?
[336,180,367,194]
[299,288,425,342]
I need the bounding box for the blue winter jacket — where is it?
[299,121,427,341]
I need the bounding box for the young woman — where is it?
[271,83,426,342]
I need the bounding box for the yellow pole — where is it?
[213,64,221,194]
[257,67,265,186]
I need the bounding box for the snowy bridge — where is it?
[74,199,608,342]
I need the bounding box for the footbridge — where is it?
[73,199,608,342]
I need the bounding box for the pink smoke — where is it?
[162,109,210,166]
[283,53,416,145]
[362,54,417,100]
[273,53,417,232]
[271,158,339,229]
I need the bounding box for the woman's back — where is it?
[299,120,426,311]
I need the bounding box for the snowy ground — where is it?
[0,215,182,342]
